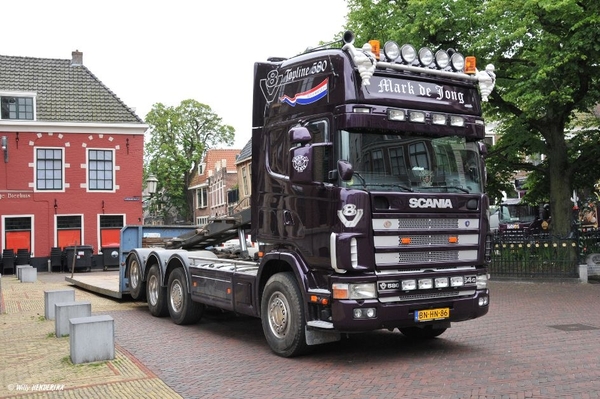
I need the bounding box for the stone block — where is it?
[20,267,37,283]
[44,289,76,320]
[69,315,115,364]
[55,301,91,337]
[16,265,33,281]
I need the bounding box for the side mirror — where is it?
[478,142,488,159]
[337,160,354,181]
[289,127,312,145]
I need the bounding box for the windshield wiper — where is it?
[419,185,470,193]
[363,183,414,192]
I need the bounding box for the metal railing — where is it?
[487,230,600,278]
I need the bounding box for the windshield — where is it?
[339,130,484,193]
[499,205,537,223]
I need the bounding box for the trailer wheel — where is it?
[167,267,204,325]
[399,326,447,339]
[128,256,146,301]
[261,272,308,357]
[146,264,168,317]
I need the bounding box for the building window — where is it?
[99,215,124,247]
[242,166,249,196]
[197,216,209,226]
[88,150,114,190]
[36,148,63,190]
[57,215,82,248]
[196,187,208,208]
[1,96,34,120]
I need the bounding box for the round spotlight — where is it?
[400,44,416,64]
[450,52,465,71]
[383,41,400,61]
[435,49,450,68]
[418,47,433,66]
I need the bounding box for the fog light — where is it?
[450,276,464,287]
[418,278,433,289]
[478,296,489,306]
[353,307,377,319]
[435,277,449,288]
[402,279,417,290]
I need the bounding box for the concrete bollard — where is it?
[44,289,76,320]
[579,264,588,284]
[70,315,115,364]
[16,265,33,281]
[20,267,37,283]
[55,301,91,337]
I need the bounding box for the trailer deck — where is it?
[65,271,122,299]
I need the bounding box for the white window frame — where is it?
[0,91,37,121]
[87,148,116,192]
[34,146,65,192]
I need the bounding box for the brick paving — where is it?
[2,272,600,398]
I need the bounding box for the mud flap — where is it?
[305,327,341,346]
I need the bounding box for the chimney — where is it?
[71,50,83,66]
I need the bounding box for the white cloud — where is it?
[2,0,348,148]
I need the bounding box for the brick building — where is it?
[188,149,240,226]
[0,51,147,270]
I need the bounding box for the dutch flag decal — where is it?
[279,78,328,107]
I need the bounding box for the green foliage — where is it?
[144,100,234,223]
[346,0,600,234]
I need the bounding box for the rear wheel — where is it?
[399,326,447,339]
[261,272,308,357]
[167,267,204,325]
[128,256,146,301]
[146,264,168,317]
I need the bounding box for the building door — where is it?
[4,216,32,253]
[57,215,82,249]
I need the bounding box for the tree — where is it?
[345,0,600,235]
[144,100,234,223]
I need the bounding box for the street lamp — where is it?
[146,175,158,197]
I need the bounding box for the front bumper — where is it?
[330,289,489,331]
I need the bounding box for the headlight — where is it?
[418,47,433,66]
[332,283,377,299]
[476,274,488,289]
[450,52,465,71]
[400,44,416,64]
[383,41,400,61]
[435,49,450,68]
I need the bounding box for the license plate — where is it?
[415,308,450,322]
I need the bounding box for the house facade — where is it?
[0,51,147,269]
[188,149,240,226]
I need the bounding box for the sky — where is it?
[1,0,349,149]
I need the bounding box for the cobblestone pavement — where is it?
[0,272,181,399]
[2,272,600,398]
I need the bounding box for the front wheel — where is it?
[261,272,308,357]
[399,326,447,339]
[146,264,168,317]
[167,267,204,325]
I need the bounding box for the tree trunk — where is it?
[546,124,572,236]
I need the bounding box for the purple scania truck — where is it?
[125,32,496,357]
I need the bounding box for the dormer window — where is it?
[1,95,35,120]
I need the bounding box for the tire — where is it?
[261,272,308,357]
[167,267,204,325]
[399,326,447,339]
[128,256,146,301]
[146,264,168,317]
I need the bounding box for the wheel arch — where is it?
[257,252,310,318]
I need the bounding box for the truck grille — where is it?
[372,215,481,269]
